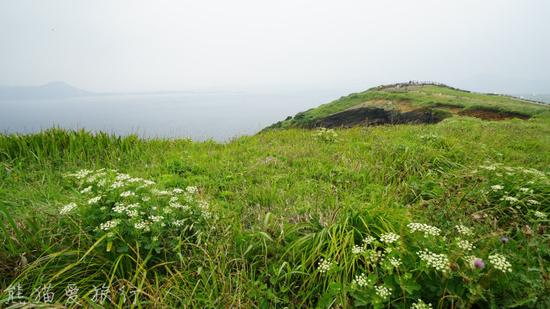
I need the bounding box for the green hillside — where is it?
[0,87,549,307]
[268,82,549,129]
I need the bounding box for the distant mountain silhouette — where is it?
[0,81,93,100]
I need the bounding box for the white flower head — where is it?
[60,202,77,215]
[488,253,512,273]
[318,258,335,273]
[99,219,120,231]
[417,249,450,273]
[455,225,474,237]
[352,273,370,287]
[88,196,102,205]
[407,223,441,237]
[380,232,400,244]
[374,285,391,300]
[534,211,547,219]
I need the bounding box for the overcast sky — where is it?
[1,0,549,94]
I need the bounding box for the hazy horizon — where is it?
[1,1,549,95]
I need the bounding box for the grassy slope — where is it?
[0,101,549,306]
[269,84,549,129]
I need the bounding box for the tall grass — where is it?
[1,116,549,307]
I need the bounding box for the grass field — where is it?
[1,89,550,307]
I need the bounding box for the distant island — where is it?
[0,81,93,100]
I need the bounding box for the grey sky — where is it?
[1,0,549,94]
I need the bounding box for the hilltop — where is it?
[266,82,549,130]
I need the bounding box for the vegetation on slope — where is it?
[267,82,549,129]
[0,102,549,307]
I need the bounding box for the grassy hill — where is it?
[267,82,549,129]
[0,86,549,307]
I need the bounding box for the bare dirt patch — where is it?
[458,108,530,121]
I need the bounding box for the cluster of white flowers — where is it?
[80,186,92,194]
[456,238,475,251]
[411,300,433,309]
[120,191,135,198]
[407,223,441,237]
[87,196,102,205]
[318,258,335,273]
[374,285,392,300]
[534,211,547,219]
[479,164,497,171]
[99,219,120,231]
[489,254,512,273]
[387,257,402,268]
[352,273,370,288]
[134,220,151,232]
[64,169,214,244]
[501,196,519,203]
[367,250,384,263]
[363,235,376,245]
[172,219,186,227]
[352,245,365,254]
[60,202,77,215]
[519,187,533,194]
[455,225,474,237]
[527,199,540,205]
[113,202,140,217]
[314,127,338,142]
[352,235,379,255]
[417,249,450,272]
[380,232,400,244]
[490,185,504,191]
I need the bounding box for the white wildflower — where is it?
[534,211,547,219]
[380,232,400,244]
[488,253,512,273]
[411,299,433,309]
[318,258,334,273]
[417,249,450,272]
[173,219,186,227]
[88,196,102,205]
[491,185,504,191]
[134,220,151,232]
[143,180,155,186]
[99,219,119,231]
[152,189,171,196]
[80,186,92,194]
[501,196,519,203]
[527,199,540,205]
[115,173,131,181]
[374,285,391,300]
[455,225,474,236]
[456,238,475,251]
[111,181,125,189]
[362,235,376,245]
[149,215,164,223]
[142,196,151,202]
[387,257,401,268]
[120,191,135,198]
[407,223,441,237]
[186,186,198,194]
[519,187,532,193]
[352,273,370,288]
[352,245,365,254]
[367,250,384,264]
[173,188,184,194]
[60,202,77,215]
